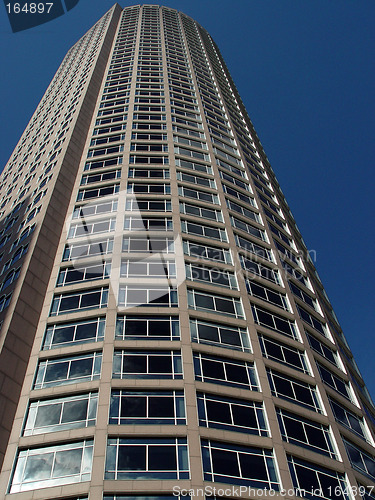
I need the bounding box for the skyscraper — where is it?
[0,3,374,499]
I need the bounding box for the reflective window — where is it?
[113,350,182,379]
[50,287,108,315]
[251,304,298,339]
[289,280,319,312]
[68,218,116,238]
[121,259,176,278]
[267,368,322,413]
[63,238,114,261]
[118,285,178,308]
[317,363,354,403]
[259,334,309,374]
[231,216,267,242]
[57,262,111,286]
[183,240,232,264]
[181,220,227,242]
[235,235,273,262]
[124,216,173,231]
[240,255,280,284]
[179,186,218,205]
[226,199,261,223]
[296,304,329,338]
[197,392,267,436]
[343,438,375,480]
[306,332,341,369]
[116,315,179,341]
[180,202,223,223]
[277,408,337,458]
[185,263,238,289]
[329,397,369,442]
[23,392,98,436]
[33,352,102,389]
[77,183,119,201]
[125,198,171,212]
[105,437,189,480]
[109,390,185,425]
[188,289,244,319]
[10,440,93,493]
[190,318,250,352]
[72,199,118,219]
[246,280,289,310]
[122,236,174,253]
[43,317,105,349]
[288,455,351,500]
[193,352,259,391]
[201,439,279,490]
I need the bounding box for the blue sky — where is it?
[0,0,374,399]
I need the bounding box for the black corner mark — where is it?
[4,0,80,33]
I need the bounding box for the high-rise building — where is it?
[0,4,374,500]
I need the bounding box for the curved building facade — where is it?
[0,4,374,500]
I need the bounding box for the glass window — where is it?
[235,235,273,262]
[329,397,370,442]
[306,332,341,368]
[113,350,182,379]
[231,216,266,242]
[63,238,114,261]
[68,218,116,239]
[109,390,185,425]
[259,334,309,374]
[288,455,351,500]
[127,182,170,194]
[179,186,218,204]
[57,262,111,286]
[125,199,171,212]
[183,240,232,264]
[122,236,174,253]
[317,363,354,403]
[296,304,329,338]
[190,318,250,352]
[267,368,322,413]
[180,202,223,223]
[201,439,279,490]
[277,408,337,458]
[185,263,238,289]
[181,220,227,242]
[121,259,176,278]
[240,255,280,284]
[105,437,189,480]
[197,392,267,436]
[50,287,108,315]
[246,280,289,310]
[23,392,98,436]
[226,199,260,223]
[116,315,179,341]
[77,183,119,201]
[343,439,375,480]
[72,199,118,219]
[124,216,173,231]
[188,288,244,319]
[251,304,298,339]
[10,440,93,493]
[193,352,259,391]
[33,352,102,389]
[43,317,105,349]
[289,280,319,312]
[118,285,178,308]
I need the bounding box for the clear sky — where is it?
[0,0,374,399]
